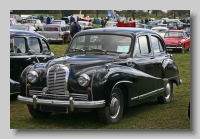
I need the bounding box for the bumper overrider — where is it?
[17,95,105,112]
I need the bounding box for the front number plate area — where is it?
[40,105,68,113]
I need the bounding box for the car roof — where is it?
[77,27,158,35]
[10,29,45,38]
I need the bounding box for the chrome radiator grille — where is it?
[47,64,69,95]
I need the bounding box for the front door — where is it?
[132,35,157,99]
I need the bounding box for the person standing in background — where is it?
[46,16,51,24]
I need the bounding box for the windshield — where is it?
[68,35,132,53]
[164,31,184,38]
[10,25,28,31]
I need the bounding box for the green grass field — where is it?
[10,43,190,129]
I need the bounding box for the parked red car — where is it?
[164,30,190,53]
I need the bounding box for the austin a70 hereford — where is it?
[17,27,182,124]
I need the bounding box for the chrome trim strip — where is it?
[130,88,164,101]
[139,88,164,99]
[111,81,133,92]
[17,95,105,111]
[10,92,20,95]
[131,96,138,101]
[91,70,96,101]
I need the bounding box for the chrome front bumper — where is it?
[17,95,105,112]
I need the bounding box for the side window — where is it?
[29,37,41,53]
[10,37,26,53]
[151,36,164,53]
[138,36,150,54]
[41,39,50,53]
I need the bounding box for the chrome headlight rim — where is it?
[27,71,38,83]
[78,73,90,87]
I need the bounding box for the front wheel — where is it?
[27,105,52,119]
[157,82,173,104]
[98,87,124,124]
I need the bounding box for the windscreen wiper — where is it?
[70,48,85,52]
[89,47,107,54]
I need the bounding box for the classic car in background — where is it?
[104,21,118,28]
[17,28,182,124]
[10,29,54,95]
[167,21,178,30]
[156,24,167,27]
[77,20,93,30]
[41,24,71,44]
[151,26,168,38]
[10,24,41,34]
[51,20,70,31]
[146,21,157,29]
[25,19,44,30]
[164,30,190,53]
[183,27,190,36]
[10,18,18,26]
[10,14,22,22]
[136,23,148,29]
[62,16,70,25]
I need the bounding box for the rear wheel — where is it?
[98,87,124,124]
[27,105,52,119]
[157,82,173,104]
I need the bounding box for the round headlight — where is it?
[78,74,90,87]
[27,71,38,83]
[178,41,182,45]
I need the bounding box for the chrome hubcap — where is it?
[165,83,171,99]
[110,93,120,119]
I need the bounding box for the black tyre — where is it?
[27,105,52,119]
[98,87,124,124]
[157,82,173,104]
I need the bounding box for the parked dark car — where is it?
[17,28,182,124]
[10,29,54,95]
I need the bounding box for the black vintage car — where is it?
[10,29,54,95]
[17,28,182,124]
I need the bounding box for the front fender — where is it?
[10,79,20,95]
[19,65,34,96]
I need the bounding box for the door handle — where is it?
[150,57,155,59]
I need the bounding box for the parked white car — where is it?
[151,27,168,38]
[25,19,44,30]
[41,24,71,44]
